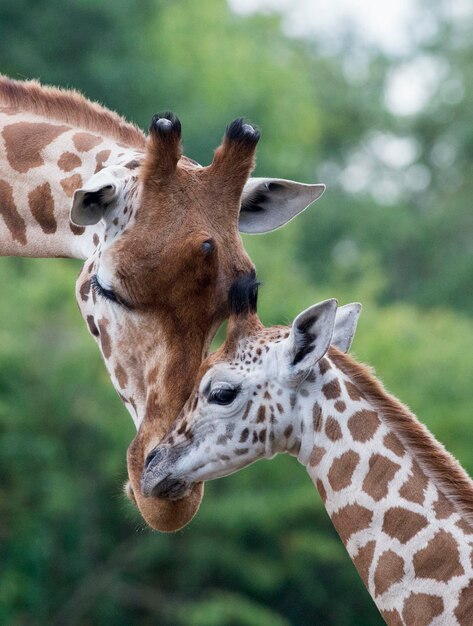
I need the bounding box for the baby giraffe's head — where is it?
[141,277,361,499]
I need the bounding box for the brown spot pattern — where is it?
[328,451,360,491]
[382,507,428,544]
[60,173,83,198]
[325,417,342,441]
[70,222,85,236]
[383,432,405,457]
[28,183,57,234]
[256,405,266,423]
[97,318,112,359]
[413,530,464,582]
[2,121,70,172]
[322,378,341,399]
[399,460,428,505]
[381,609,403,626]
[434,491,455,520]
[316,479,327,502]
[348,409,380,442]
[402,593,444,626]
[374,549,405,596]
[73,132,102,152]
[456,519,473,534]
[239,428,249,443]
[95,149,111,173]
[0,179,27,244]
[85,315,99,337]
[79,279,91,302]
[309,446,326,467]
[331,503,373,544]
[362,454,400,501]
[455,580,473,625]
[114,363,128,389]
[345,380,364,401]
[235,448,248,456]
[312,402,323,431]
[58,151,81,172]
[353,540,375,587]
[334,400,346,412]
[242,400,253,421]
[319,358,331,374]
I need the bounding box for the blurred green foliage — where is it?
[1,0,473,624]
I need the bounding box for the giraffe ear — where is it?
[332,303,362,353]
[70,167,127,226]
[285,299,338,377]
[239,178,325,234]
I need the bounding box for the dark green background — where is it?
[1,0,472,623]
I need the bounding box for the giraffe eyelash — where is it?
[91,274,131,309]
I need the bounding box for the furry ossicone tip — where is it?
[149,111,182,138]
[225,118,260,146]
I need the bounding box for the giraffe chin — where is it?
[130,480,204,532]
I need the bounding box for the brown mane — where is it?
[330,346,473,523]
[0,75,146,150]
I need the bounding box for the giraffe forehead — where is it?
[231,331,288,369]
[199,361,249,392]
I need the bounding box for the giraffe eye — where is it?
[208,385,240,405]
[91,274,119,303]
[91,274,132,309]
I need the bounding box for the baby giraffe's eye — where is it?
[208,385,240,405]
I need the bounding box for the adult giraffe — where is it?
[146,283,473,624]
[0,75,325,531]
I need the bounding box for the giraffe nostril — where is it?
[144,447,166,471]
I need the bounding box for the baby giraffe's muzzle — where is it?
[141,445,191,501]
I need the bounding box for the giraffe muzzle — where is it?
[140,445,191,500]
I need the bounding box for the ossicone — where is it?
[143,111,182,181]
[208,118,260,198]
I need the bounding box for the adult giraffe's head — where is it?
[73,113,325,530]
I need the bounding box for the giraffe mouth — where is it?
[141,473,191,500]
[140,445,193,500]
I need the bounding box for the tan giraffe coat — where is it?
[145,296,473,624]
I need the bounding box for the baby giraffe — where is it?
[142,277,473,625]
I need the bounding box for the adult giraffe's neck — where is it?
[292,348,473,625]
[0,108,138,259]
[105,310,220,532]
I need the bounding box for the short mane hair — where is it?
[228,269,259,315]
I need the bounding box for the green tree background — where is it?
[1,0,472,624]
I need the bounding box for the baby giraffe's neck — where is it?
[278,348,473,625]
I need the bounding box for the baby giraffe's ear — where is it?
[332,303,362,353]
[285,299,338,377]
